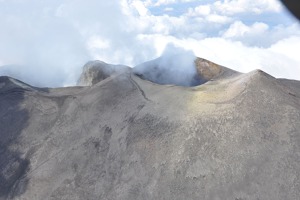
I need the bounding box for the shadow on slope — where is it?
[0,76,31,199]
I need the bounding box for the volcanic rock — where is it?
[0,58,300,200]
[77,60,130,86]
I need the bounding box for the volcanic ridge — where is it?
[0,57,300,200]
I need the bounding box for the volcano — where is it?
[0,58,300,200]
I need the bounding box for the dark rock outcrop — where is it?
[77,60,130,86]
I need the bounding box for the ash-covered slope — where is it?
[0,58,300,200]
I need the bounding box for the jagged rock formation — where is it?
[0,58,300,200]
[194,57,237,80]
[77,60,130,86]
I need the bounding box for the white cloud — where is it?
[147,0,198,7]
[153,0,176,6]
[269,37,300,62]
[186,0,283,18]
[164,7,174,12]
[0,0,300,87]
[206,14,232,24]
[136,34,300,80]
[221,21,300,47]
[214,0,283,15]
[187,5,211,16]
[199,37,300,80]
[187,5,233,24]
[131,0,149,16]
[223,21,269,38]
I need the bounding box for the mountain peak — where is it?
[77,60,130,86]
[1,57,300,199]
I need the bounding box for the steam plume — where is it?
[133,44,203,87]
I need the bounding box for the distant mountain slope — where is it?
[0,58,300,200]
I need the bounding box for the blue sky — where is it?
[0,0,300,86]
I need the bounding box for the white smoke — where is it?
[0,0,154,87]
[133,44,202,86]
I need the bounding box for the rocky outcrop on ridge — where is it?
[77,60,130,86]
